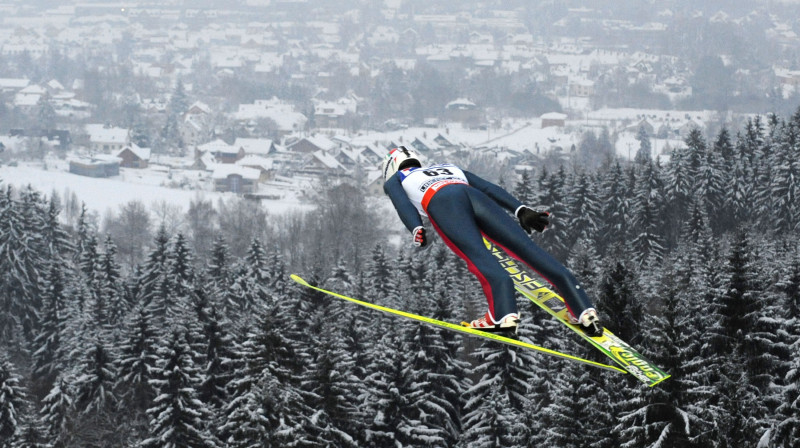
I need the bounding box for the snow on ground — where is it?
[614,132,683,163]
[0,160,310,219]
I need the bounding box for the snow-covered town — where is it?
[2,1,798,216]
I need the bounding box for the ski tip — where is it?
[290,274,310,287]
[648,374,672,388]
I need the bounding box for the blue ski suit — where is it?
[384,163,594,323]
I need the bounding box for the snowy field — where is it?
[0,160,309,218]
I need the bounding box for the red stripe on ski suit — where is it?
[428,217,498,321]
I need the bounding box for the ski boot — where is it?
[569,308,604,337]
[464,311,520,335]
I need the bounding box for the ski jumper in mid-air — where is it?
[382,146,603,336]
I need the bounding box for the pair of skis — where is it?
[291,240,670,387]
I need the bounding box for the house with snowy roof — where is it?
[233,137,278,156]
[569,78,595,97]
[197,138,244,164]
[313,97,358,129]
[433,133,462,149]
[300,150,347,176]
[365,168,386,195]
[14,84,47,109]
[624,118,655,136]
[359,143,387,165]
[85,124,130,153]
[332,147,361,171]
[116,143,151,169]
[69,154,121,178]
[287,135,338,154]
[233,98,308,137]
[541,112,567,128]
[211,165,260,194]
[409,135,440,155]
[444,98,482,128]
[236,155,275,181]
[45,79,65,93]
[0,78,29,93]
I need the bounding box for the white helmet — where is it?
[382,146,421,181]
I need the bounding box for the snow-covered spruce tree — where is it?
[596,260,643,346]
[634,124,653,165]
[324,265,375,446]
[695,139,727,236]
[135,225,174,325]
[596,161,631,254]
[39,377,73,448]
[628,161,666,265]
[31,263,68,399]
[772,343,800,447]
[217,375,272,448]
[265,244,288,296]
[229,238,273,328]
[512,168,535,206]
[770,241,800,447]
[71,339,120,446]
[77,234,100,305]
[72,203,93,264]
[711,127,736,233]
[97,235,127,331]
[168,233,195,301]
[617,256,701,447]
[458,386,526,448]
[196,304,233,419]
[767,114,800,235]
[527,367,584,448]
[662,129,702,248]
[362,331,418,447]
[0,186,45,343]
[11,417,49,448]
[220,303,310,447]
[704,231,771,446]
[0,356,28,446]
[205,236,240,322]
[301,331,361,447]
[562,170,601,252]
[458,324,538,446]
[535,165,570,260]
[114,304,159,435]
[395,283,467,446]
[40,197,74,264]
[141,330,220,448]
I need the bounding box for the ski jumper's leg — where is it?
[426,186,518,321]
[465,188,594,317]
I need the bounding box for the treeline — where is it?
[0,111,799,447]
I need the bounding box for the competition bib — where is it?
[398,164,469,215]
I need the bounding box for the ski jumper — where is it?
[384,163,594,323]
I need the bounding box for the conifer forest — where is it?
[2,112,800,448]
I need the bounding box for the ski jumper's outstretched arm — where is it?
[384,173,423,232]
[464,171,523,213]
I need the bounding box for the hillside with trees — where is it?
[1,109,799,447]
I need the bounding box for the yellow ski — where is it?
[483,238,671,387]
[291,274,627,374]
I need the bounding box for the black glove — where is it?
[516,206,550,233]
[412,226,427,247]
